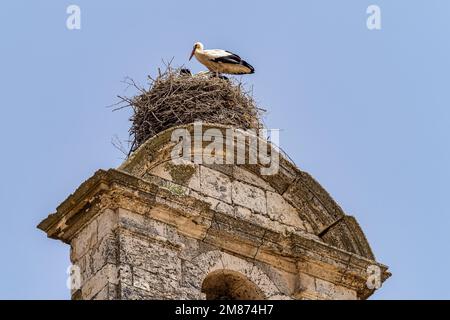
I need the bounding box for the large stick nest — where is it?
[117,66,264,154]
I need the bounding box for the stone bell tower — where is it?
[38,123,390,300]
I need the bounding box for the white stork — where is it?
[189,42,255,76]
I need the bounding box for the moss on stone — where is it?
[164,162,196,185]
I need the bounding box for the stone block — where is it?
[232,181,266,214]
[92,285,109,300]
[200,166,232,203]
[132,267,179,297]
[314,278,356,300]
[81,264,117,300]
[266,191,307,231]
[233,166,275,191]
[97,209,118,241]
[71,219,98,261]
[119,231,181,280]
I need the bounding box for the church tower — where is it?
[38,73,390,300]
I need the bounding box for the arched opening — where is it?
[201,270,265,300]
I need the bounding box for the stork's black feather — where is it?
[225,50,241,59]
[211,54,241,65]
[241,60,255,74]
[211,51,255,74]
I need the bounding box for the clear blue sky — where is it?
[0,1,449,299]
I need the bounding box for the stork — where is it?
[189,42,255,76]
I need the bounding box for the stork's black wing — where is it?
[211,51,242,64]
[211,51,255,74]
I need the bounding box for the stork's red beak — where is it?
[189,48,195,61]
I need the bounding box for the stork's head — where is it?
[189,42,204,61]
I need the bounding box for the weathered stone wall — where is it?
[70,207,298,300]
[68,162,365,300]
[39,124,390,300]
[146,160,314,238]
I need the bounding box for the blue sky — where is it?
[0,1,449,299]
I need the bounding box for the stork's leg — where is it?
[207,71,219,78]
[210,71,228,80]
